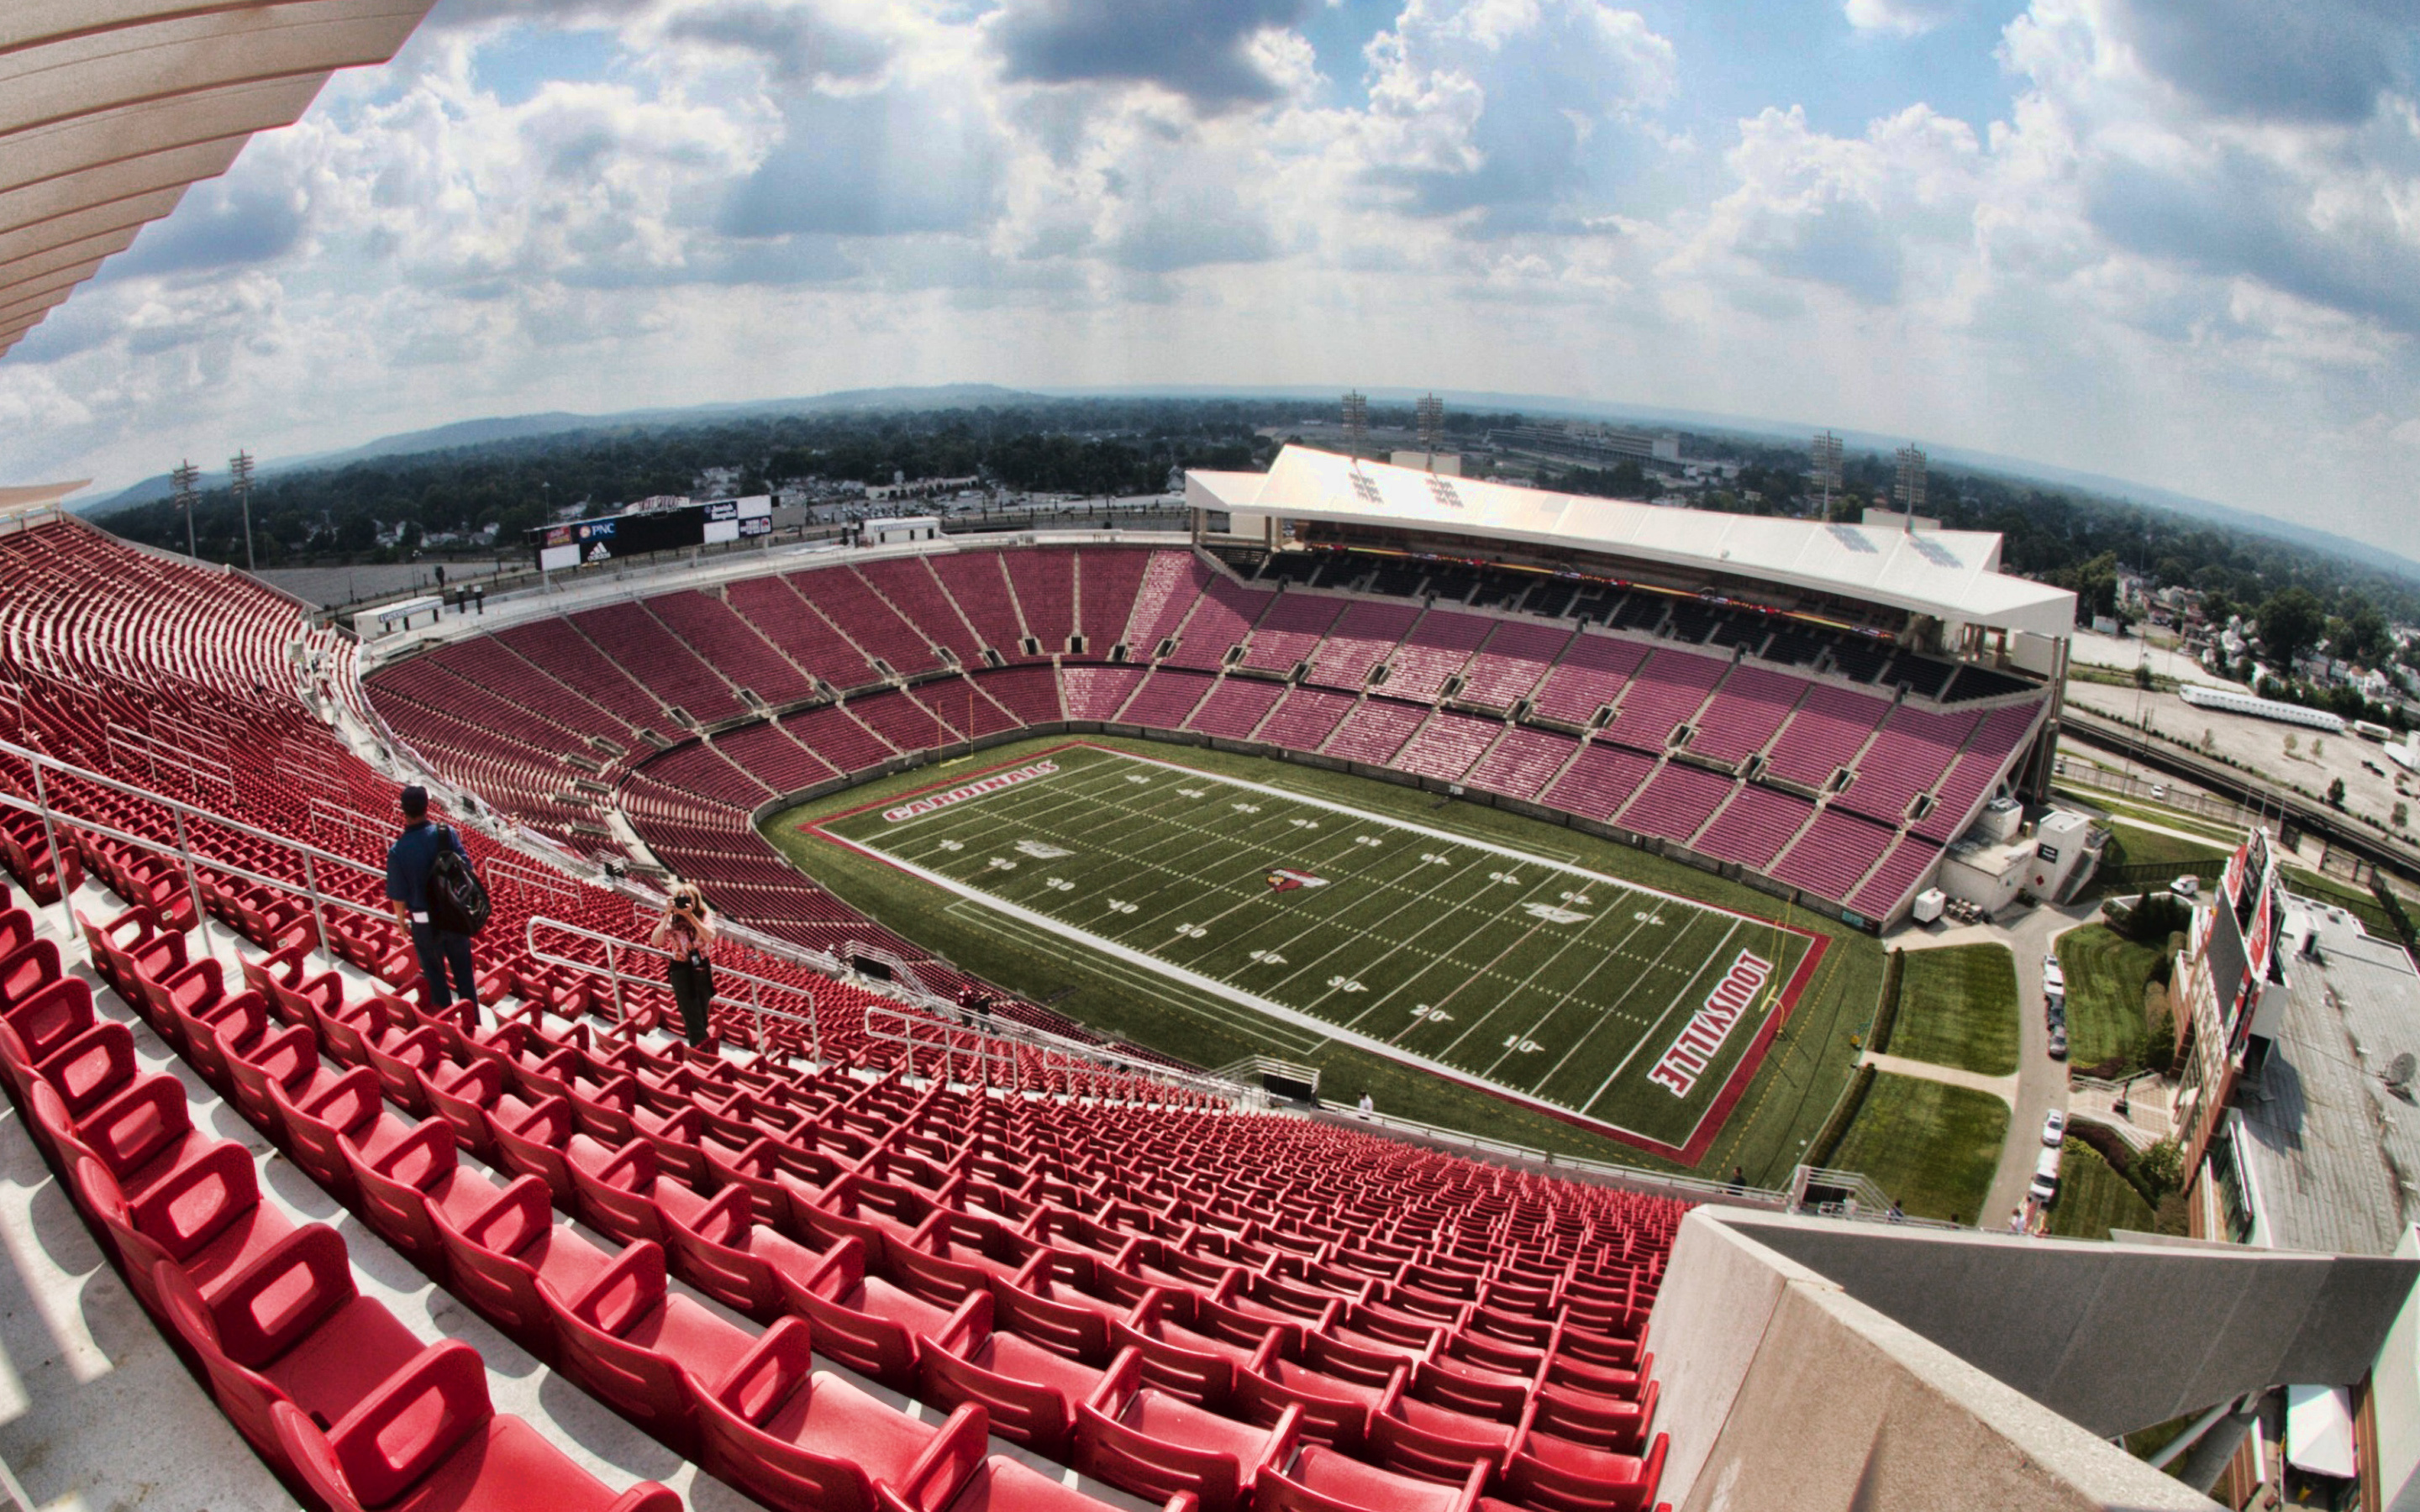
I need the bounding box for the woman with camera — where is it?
[650,885,718,1047]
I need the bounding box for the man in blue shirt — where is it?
[386,785,479,1021]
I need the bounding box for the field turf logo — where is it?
[883,761,1058,822]
[1265,868,1328,893]
[1645,949,1774,1098]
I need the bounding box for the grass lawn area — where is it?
[2045,1139,2155,1241]
[1889,945,2019,1076]
[1827,1073,2008,1223]
[2057,924,2165,1068]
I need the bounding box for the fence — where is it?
[2055,760,2256,830]
[522,914,827,1062]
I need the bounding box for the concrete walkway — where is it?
[1858,1049,2018,1103]
[1888,897,2106,1226]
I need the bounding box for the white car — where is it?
[2042,957,2065,994]
[2150,783,2168,800]
[2042,1109,2067,1147]
[2170,875,2200,899]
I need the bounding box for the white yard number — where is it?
[1173,923,1208,939]
[1326,976,1367,993]
[1126,774,1150,785]
[1488,871,1522,885]
[1411,1005,1455,1022]
[1502,1035,1544,1053]
[988,858,1018,871]
[1106,899,1139,915]
[1178,788,1207,798]
[934,839,965,853]
[1634,911,1665,925]
[1288,817,1320,830]
[1044,877,1075,892]
[1353,836,1381,848]
[1559,890,1591,906]
[1232,802,1261,814]
[1249,949,1288,964]
[1418,852,1451,865]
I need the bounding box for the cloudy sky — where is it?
[5,0,2417,551]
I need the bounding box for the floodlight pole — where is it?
[170,458,200,558]
[229,450,256,570]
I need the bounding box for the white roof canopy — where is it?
[1188,446,2077,638]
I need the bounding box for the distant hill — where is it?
[81,383,1047,516]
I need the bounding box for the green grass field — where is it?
[1827,1073,2008,1223]
[761,734,1882,1176]
[2045,1139,2155,1241]
[1890,944,2020,1077]
[2057,924,2164,1068]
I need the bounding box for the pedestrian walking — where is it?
[1357,1091,1374,1120]
[385,785,481,1024]
[651,885,718,1047]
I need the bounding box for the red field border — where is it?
[796,738,1830,1167]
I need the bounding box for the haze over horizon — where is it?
[3,0,2415,554]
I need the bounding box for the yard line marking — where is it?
[1581,916,1744,1113]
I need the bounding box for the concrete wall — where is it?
[1717,1210,2418,1437]
[1648,1212,2219,1511]
[2370,1226,2420,1511]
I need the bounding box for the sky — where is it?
[4,0,2418,553]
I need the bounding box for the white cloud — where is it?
[1843,0,1958,38]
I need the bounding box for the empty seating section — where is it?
[1691,785,1816,870]
[713,722,838,797]
[1075,551,1149,654]
[779,704,897,775]
[571,604,747,727]
[1527,636,1647,728]
[1380,612,1491,703]
[979,666,1066,727]
[1166,577,1273,671]
[1851,837,1944,917]
[800,570,943,677]
[1599,652,1726,755]
[1122,554,1211,656]
[1617,764,1737,846]
[497,621,669,737]
[1543,745,1656,823]
[1062,667,1147,722]
[1462,728,1580,803]
[1239,594,1344,673]
[1308,603,1419,690]
[928,554,1030,659]
[644,741,776,810]
[1117,670,1217,730]
[1185,680,1286,741]
[1770,809,1896,901]
[1321,699,1429,766]
[1456,622,1571,711]
[1757,685,1888,790]
[729,576,881,691]
[1913,702,2043,843]
[858,558,986,666]
[910,678,1022,741]
[1683,666,1804,767]
[647,591,820,708]
[1004,549,1079,654]
[1254,687,1356,752]
[847,690,960,753]
[1836,706,1980,825]
[1392,711,1502,784]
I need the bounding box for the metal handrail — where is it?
[106,722,235,801]
[523,914,825,1063]
[860,1001,1260,1108]
[1334,1105,1791,1207]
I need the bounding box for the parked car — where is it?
[2170,875,2200,899]
[2054,757,2067,775]
[2042,956,2065,994]
[2048,1025,2069,1060]
[2149,783,2167,800]
[2028,1172,2058,1206]
[2042,1109,2067,1147]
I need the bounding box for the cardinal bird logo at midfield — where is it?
[1265,869,1328,893]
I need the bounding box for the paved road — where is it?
[1890,897,2103,1226]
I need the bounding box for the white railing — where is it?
[522,914,828,1063]
[861,1001,1260,1108]
[1329,1105,1791,1208]
[104,722,236,804]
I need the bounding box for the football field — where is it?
[807,741,1824,1160]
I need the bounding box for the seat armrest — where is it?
[326,1341,492,1507]
[892,1401,990,1512]
[209,1224,356,1367]
[128,1138,258,1257]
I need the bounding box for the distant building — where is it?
[1486,422,1681,471]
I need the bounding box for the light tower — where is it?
[1341,391,1368,459]
[229,449,256,570]
[1414,393,1445,468]
[1810,430,1843,518]
[1894,444,1928,518]
[170,459,200,558]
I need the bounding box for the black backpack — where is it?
[426,826,492,937]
